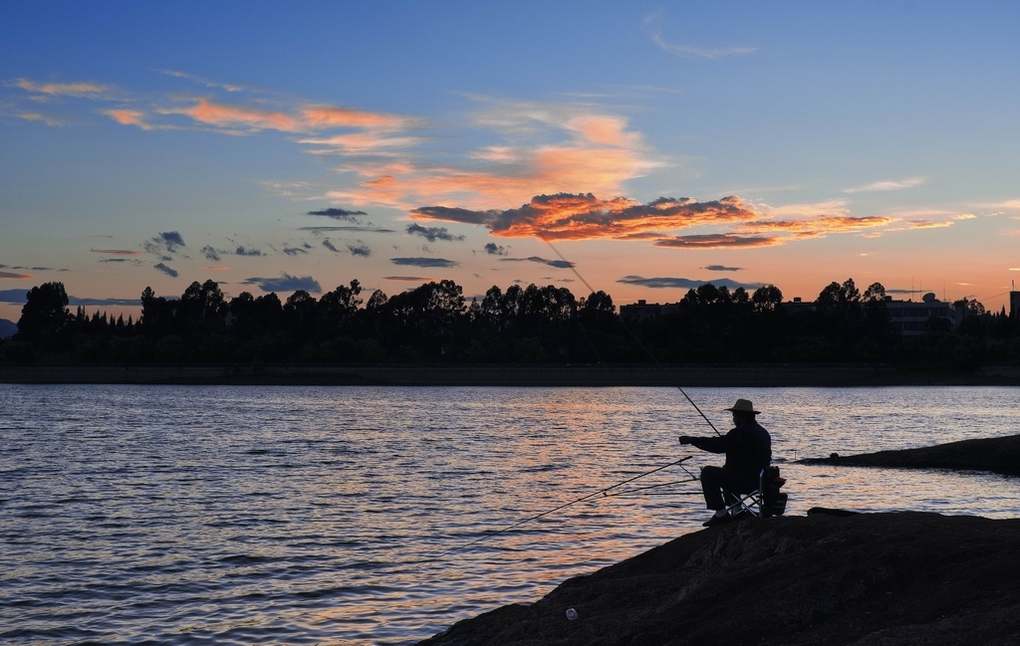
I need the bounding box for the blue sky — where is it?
[2,1,1019,323]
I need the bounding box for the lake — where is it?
[1,384,1018,644]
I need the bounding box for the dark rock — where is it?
[419,512,1020,645]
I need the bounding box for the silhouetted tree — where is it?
[751,284,783,313]
[140,286,175,336]
[180,279,228,334]
[316,280,362,337]
[17,282,70,347]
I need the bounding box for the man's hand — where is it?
[678,435,693,445]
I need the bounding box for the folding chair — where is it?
[722,466,788,520]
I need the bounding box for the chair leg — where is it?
[723,490,763,519]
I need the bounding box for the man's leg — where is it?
[699,465,727,510]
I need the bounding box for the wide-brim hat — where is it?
[725,398,760,414]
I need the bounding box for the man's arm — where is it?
[679,434,730,454]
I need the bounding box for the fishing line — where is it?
[431,456,693,561]
[546,240,721,436]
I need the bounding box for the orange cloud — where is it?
[565,115,639,148]
[102,109,155,130]
[908,219,954,229]
[298,132,424,155]
[1,271,34,279]
[13,78,109,96]
[299,105,413,130]
[167,99,303,132]
[332,141,657,210]
[160,99,417,138]
[326,101,660,209]
[739,215,894,237]
[410,192,904,251]
[412,193,759,241]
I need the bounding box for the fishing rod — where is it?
[599,479,704,499]
[546,240,721,436]
[433,456,694,560]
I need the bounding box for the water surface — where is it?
[1,384,1017,644]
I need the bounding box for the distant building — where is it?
[885,293,962,335]
[782,297,816,315]
[781,293,963,335]
[618,299,679,322]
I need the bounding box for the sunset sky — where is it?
[2,2,1019,324]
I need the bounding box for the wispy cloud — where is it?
[644,13,757,60]
[384,276,433,282]
[91,248,141,255]
[16,112,69,127]
[842,177,927,193]
[618,275,762,290]
[102,108,171,131]
[390,257,458,268]
[500,256,574,269]
[11,78,110,97]
[299,225,397,234]
[739,215,895,238]
[157,70,249,93]
[704,265,744,272]
[654,234,782,249]
[907,219,954,229]
[306,207,368,220]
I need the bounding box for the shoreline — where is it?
[2,361,1019,387]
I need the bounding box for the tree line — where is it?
[2,277,1018,366]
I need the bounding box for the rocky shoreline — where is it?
[2,361,1019,386]
[419,436,1020,645]
[419,511,1020,646]
[801,433,1020,477]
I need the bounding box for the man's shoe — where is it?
[703,511,733,527]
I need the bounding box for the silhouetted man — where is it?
[679,398,772,526]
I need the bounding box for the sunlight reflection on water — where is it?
[1,384,1018,644]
